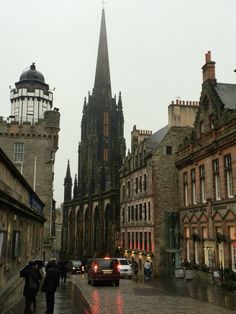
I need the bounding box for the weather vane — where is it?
[101,1,106,9]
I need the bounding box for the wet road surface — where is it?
[6,273,236,314]
[73,273,236,314]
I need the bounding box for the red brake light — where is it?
[94,264,98,272]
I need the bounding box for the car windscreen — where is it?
[119,260,129,265]
[72,261,82,266]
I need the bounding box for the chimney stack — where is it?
[202,51,216,83]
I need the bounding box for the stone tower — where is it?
[0,64,60,260]
[62,9,126,259]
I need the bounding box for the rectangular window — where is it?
[127,232,130,249]
[135,232,139,249]
[14,143,24,162]
[191,169,196,205]
[122,185,125,201]
[131,206,134,221]
[224,155,233,198]
[148,202,151,220]
[149,232,152,252]
[132,232,135,249]
[183,172,188,206]
[122,207,125,223]
[139,176,142,192]
[127,181,130,197]
[199,165,206,203]
[144,174,147,191]
[140,232,143,250]
[139,153,142,167]
[128,206,130,222]
[144,232,147,251]
[143,203,147,220]
[139,204,142,221]
[213,159,221,200]
[0,231,7,263]
[103,112,109,137]
[12,231,20,258]
[202,227,208,239]
[135,205,138,221]
[166,146,172,155]
[135,178,138,194]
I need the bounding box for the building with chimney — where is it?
[61,9,125,259]
[176,52,236,272]
[0,64,60,260]
[120,100,198,276]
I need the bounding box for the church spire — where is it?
[93,9,111,99]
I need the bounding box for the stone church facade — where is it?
[176,51,236,272]
[61,9,125,259]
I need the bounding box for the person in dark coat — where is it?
[59,260,68,283]
[41,259,60,314]
[20,261,42,314]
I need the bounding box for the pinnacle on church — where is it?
[93,9,111,99]
[65,160,71,179]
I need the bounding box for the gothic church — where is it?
[62,9,126,259]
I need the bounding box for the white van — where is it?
[114,258,132,278]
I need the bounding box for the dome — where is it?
[19,63,45,83]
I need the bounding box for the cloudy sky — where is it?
[1,0,236,205]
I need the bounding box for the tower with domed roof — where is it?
[0,64,60,260]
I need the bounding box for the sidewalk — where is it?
[5,277,90,314]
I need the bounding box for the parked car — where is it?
[87,258,120,286]
[68,260,85,274]
[114,258,132,278]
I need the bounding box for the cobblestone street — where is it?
[6,274,236,314]
[73,274,236,314]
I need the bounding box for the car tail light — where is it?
[94,264,98,272]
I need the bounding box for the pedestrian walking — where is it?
[41,258,60,314]
[59,260,68,283]
[20,261,42,314]
[143,259,152,279]
[133,260,139,276]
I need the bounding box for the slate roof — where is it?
[215,83,236,109]
[145,125,169,151]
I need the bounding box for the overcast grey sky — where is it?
[1,0,236,206]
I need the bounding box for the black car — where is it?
[87,258,120,286]
[68,260,85,274]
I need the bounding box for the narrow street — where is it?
[73,274,236,314]
[7,273,236,314]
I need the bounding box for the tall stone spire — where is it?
[93,9,111,99]
[64,160,72,202]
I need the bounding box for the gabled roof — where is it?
[145,125,169,151]
[215,83,236,109]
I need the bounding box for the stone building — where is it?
[120,100,198,276]
[0,148,44,312]
[176,51,236,272]
[61,9,125,259]
[0,64,60,260]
